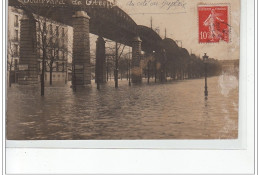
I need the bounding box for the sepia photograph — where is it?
[6,0,240,140]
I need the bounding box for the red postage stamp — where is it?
[198,5,230,43]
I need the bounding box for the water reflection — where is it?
[6,76,238,140]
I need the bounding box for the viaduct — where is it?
[9,0,190,86]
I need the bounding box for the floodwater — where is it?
[6,75,239,140]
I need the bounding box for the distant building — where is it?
[7,6,70,85]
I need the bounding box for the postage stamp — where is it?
[198,5,230,43]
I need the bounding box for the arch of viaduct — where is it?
[9,0,188,86]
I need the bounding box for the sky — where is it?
[115,0,240,60]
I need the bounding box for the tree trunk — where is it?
[9,63,12,87]
[41,42,46,96]
[128,60,131,86]
[41,61,45,96]
[115,42,119,88]
[154,61,157,83]
[41,60,45,96]
[50,64,53,85]
[65,65,67,84]
[9,71,12,87]
[147,61,150,84]
[106,60,109,82]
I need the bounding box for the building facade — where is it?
[35,15,69,84]
[7,6,23,84]
[7,6,70,85]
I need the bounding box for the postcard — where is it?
[7,0,240,141]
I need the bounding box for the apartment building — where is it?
[8,6,70,85]
[7,6,23,84]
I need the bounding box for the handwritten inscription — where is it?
[126,0,186,10]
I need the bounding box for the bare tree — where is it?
[34,14,69,95]
[114,42,126,88]
[105,40,126,88]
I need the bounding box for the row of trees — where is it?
[101,38,222,87]
[161,38,222,81]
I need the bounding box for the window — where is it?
[43,22,47,33]
[14,44,18,56]
[14,30,18,41]
[62,28,65,37]
[44,62,47,71]
[37,22,41,31]
[62,51,65,60]
[51,48,55,57]
[56,62,59,71]
[56,26,59,36]
[55,49,59,59]
[50,38,54,47]
[49,24,53,35]
[14,15,18,27]
[62,62,65,72]
[61,39,64,47]
[37,48,40,57]
[37,34,40,43]
[14,59,18,70]
[38,61,41,72]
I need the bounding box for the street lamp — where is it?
[203,53,209,97]
[126,49,132,86]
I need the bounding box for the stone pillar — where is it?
[18,14,38,85]
[72,11,91,86]
[95,36,106,83]
[131,36,142,83]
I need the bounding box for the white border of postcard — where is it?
[3,0,257,174]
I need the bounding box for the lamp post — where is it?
[203,53,209,97]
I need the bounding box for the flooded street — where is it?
[6,76,238,140]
